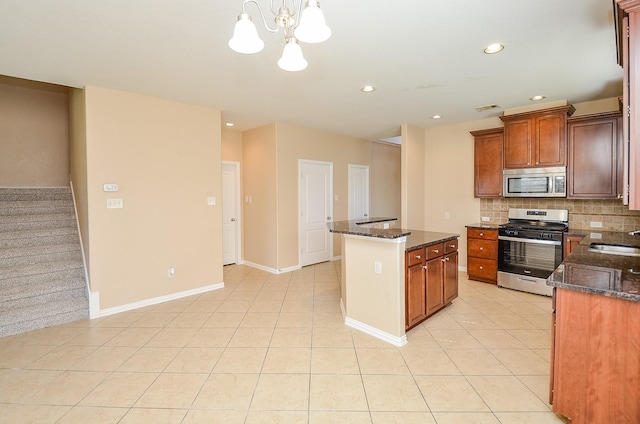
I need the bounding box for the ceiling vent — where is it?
[475,104,501,112]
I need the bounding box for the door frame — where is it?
[222,161,242,265]
[298,159,334,266]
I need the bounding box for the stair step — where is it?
[0,303,89,339]
[0,203,75,216]
[0,213,75,233]
[0,245,81,268]
[0,227,79,248]
[0,187,71,201]
[0,282,86,312]
[0,265,84,289]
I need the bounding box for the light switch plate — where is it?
[207,196,216,206]
[103,184,119,192]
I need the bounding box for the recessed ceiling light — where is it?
[483,43,504,54]
[530,95,545,101]
[225,122,234,127]
[432,115,442,119]
[361,85,376,92]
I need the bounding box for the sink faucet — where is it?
[630,229,640,236]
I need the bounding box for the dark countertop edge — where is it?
[405,234,459,252]
[331,228,412,239]
[465,223,501,230]
[548,276,640,303]
[353,217,398,225]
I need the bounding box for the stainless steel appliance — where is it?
[498,208,568,296]
[503,166,566,197]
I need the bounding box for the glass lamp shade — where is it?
[277,39,308,71]
[294,0,331,43]
[228,13,264,54]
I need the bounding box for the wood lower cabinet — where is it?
[562,234,585,259]
[405,238,458,330]
[551,288,640,422]
[500,106,575,169]
[567,112,623,199]
[466,228,498,283]
[471,128,504,198]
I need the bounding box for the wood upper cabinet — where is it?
[615,1,640,210]
[471,128,503,198]
[500,106,575,169]
[567,112,623,199]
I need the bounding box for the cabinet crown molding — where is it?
[499,105,575,122]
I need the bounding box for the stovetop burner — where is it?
[500,219,568,233]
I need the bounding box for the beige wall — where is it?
[0,76,70,187]
[69,89,90,279]
[401,124,426,229]
[275,123,370,268]
[242,124,278,269]
[371,141,401,219]
[222,127,243,162]
[79,86,222,310]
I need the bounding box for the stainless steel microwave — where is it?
[503,166,566,197]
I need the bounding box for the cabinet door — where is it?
[503,119,533,168]
[444,252,458,304]
[536,113,567,167]
[406,263,427,329]
[425,257,444,316]
[563,234,585,259]
[472,128,504,197]
[567,116,620,199]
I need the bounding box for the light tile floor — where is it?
[0,262,569,423]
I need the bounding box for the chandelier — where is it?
[228,0,331,72]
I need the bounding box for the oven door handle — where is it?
[498,235,561,246]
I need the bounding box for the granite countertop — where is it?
[328,218,459,251]
[547,230,640,302]
[465,223,501,230]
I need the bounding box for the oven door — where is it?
[498,235,563,279]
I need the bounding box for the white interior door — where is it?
[299,160,333,266]
[222,162,240,265]
[348,164,370,220]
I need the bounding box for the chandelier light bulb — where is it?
[228,13,264,54]
[295,0,331,43]
[278,39,308,71]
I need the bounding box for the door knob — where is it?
[364,213,369,217]
[231,218,236,222]
[326,216,332,220]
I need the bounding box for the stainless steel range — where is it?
[498,208,568,296]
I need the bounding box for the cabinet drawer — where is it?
[468,238,497,259]
[444,238,458,253]
[468,257,497,281]
[407,248,425,267]
[467,228,498,240]
[426,243,444,259]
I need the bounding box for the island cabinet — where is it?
[499,105,575,169]
[466,228,498,283]
[551,288,640,422]
[567,112,623,199]
[471,128,504,198]
[405,238,458,330]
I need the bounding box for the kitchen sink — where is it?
[588,243,640,257]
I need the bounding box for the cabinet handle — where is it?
[441,258,446,262]
[423,265,427,270]
[480,266,484,269]
[479,232,484,237]
[449,244,456,248]
[445,257,450,262]
[416,255,421,259]
[432,249,439,254]
[479,247,484,251]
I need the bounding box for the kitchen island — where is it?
[547,231,640,423]
[328,218,459,346]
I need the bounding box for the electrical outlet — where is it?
[481,216,490,222]
[106,198,123,209]
[590,221,603,228]
[444,212,450,220]
[207,196,216,206]
[374,261,382,275]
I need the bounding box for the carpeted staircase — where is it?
[0,187,89,338]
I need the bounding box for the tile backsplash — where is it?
[480,198,640,232]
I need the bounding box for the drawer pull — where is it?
[449,244,456,248]
[480,232,484,237]
[480,266,484,270]
[479,247,484,251]
[445,257,450,262]
[416,255,421,259]
[432,249,439,254]
[423,265,427,270]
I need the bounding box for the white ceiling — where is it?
[0,0,623,140]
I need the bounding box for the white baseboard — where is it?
[344,316,407,347]
[97,282,224,318]
[242,261,302,275]
[331,255,342,261]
